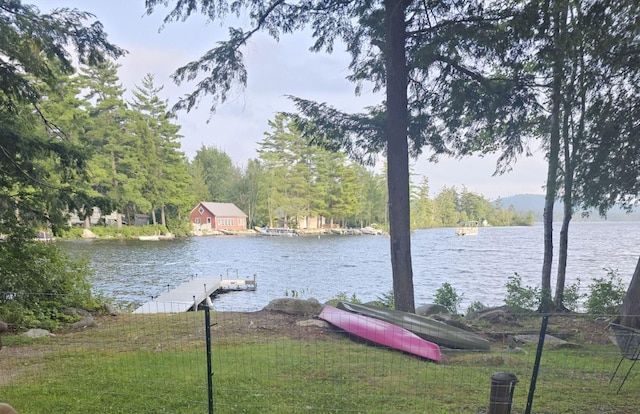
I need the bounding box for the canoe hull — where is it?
[319,305,441,362]
[336,302,491,350]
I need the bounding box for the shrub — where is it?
[585,268,626,315]
[167,218,192,237]
[466,301,486,315]
[434,283,462,314]
[375,290,395,309]
[504,273,540,311]
[562,279,584,312]
[60,227,84,239]
[0,240,95,330]
[326,292,361,307]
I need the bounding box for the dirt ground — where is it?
[209,309,337,341]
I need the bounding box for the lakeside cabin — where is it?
[190,202,248,233]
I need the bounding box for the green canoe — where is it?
[336,301,491,350]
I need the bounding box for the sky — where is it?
[31,0,548,199]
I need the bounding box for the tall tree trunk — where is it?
[541,1,564,312]
[555,218,571,309]
[111,151,122,229]
[555,74,573,309]
[267,194,273,227]
[161,205,166,227]
[83,206,92,229]
[384,0,414,313]
[620,256,640,329]
[151,204,157,225]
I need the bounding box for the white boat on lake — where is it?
[255,226,298,237]
[455,221,479,236]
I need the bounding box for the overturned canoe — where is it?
[319,305,442,362]
[336,302,491,350]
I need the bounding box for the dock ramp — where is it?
[133,274,256,314]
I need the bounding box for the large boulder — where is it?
[264,298,324,316]
[22,329,54,339]
[63,308,91,318]
[82,229,98,239]
[416,304,450,316]
[465,306,518,324]
[64,308,96,330]
[296,319,329,328]
[69,316,96,330]
[512,334,580,349]
[103,303,120,316]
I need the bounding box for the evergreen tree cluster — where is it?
[411,182,535,230]
[0,2,124,328]
[48,64,193,233]
[194,113,533,230]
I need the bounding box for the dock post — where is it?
[193,295,197,312]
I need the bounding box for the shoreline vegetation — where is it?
[57,217,532,241]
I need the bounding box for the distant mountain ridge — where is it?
[496,194,640,222]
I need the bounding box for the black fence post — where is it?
[205,306,214,414]
[525,315,549,414]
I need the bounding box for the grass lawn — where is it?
[0,311,638,413]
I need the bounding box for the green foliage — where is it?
[255,114,368,228]
[585,268,626,315]
[411,186,534,230]
[84,224,172,239]
[433,283,462,314]
[130,73,193,226]
[410,178,433,229]
[466,301,486,315]
[191,145,239,204]
[0,3,123,331]
[0,2,124,106]
[326,292,361,307]
[504,273,541,312]
[59,227,85,239]
[165,218,191,237]
[562,279,584,312]
[375,290,395,309]
[0,241,95,330]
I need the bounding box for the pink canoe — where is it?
[319,305,442,362]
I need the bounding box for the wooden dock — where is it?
[133,274,256,314]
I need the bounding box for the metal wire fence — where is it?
[1,304,639,413]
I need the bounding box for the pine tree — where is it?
[130,74,191,227]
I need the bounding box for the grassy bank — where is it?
[0,311,637,413]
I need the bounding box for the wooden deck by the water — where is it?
[133,275,256,314]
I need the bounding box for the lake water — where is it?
[59,222,640,312]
